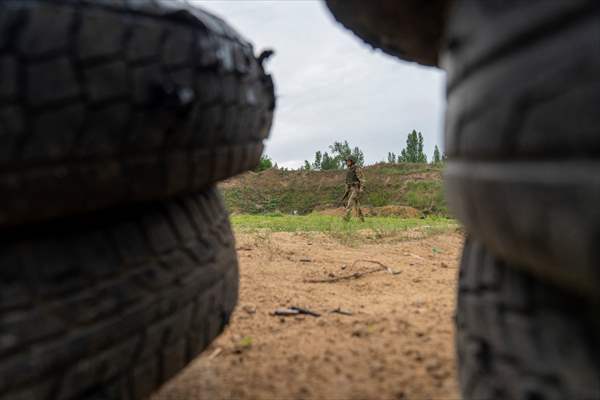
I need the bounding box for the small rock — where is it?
[412,299,426,308]
[242,304,256,314]
[440,262,449,268]
[352,327,369,337]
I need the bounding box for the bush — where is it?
[256,155,273,171]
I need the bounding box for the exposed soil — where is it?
[154,231,463,400]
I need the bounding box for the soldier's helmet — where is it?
[345,156,355,164]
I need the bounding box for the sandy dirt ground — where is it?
[154,230,463,400]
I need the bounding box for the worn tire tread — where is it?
[0,0,275,227]
[456,238,600,400]
[0,186,238,400]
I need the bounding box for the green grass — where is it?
[403,180,447,215]
[231,213,456,233]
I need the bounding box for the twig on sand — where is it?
[291,306,321,317]
[273,308,300,316]
[331,307,353,316]
[272,306,321,317]
[407,253,426,261]
[304,259,400,283]
[208,348,222,359]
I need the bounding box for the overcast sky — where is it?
[194,0,446,169]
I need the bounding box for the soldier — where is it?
[342,156,365,222]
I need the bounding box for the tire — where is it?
[0,0,275,227]
[456,238,600,400]
[0,186,238,400]
[325,0,449,66]
[442,0,600,297]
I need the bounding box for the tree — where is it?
[312,151,322,170]
[256,155,273,171]
[399,130,427,163]
[320,151,338,170]
[432,145,441,164]
[329,141,365,168]
[329,140,352,163]
[310,141,365,170]
[351,146,365,167]
[302,160,312,171]
[387,152,397,164]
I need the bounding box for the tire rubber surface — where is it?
[456,238,600,400]
[325,0,449,66]
[0,186,238,400]
[442,0,600,296]
[0,0,275,227]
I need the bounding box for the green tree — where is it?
[351,146,365,167]
[256,155,273,171]
[329,141,351,161]
[399,130,427,163]
[387,152,397,164]
[328,140,365,168]
[320,151,338,170]
[432,145,441,164]
[310,141,365,170]
[302,160,312,171]
[312,151,322,170]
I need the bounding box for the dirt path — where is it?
[154,231,463,400]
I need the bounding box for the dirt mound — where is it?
[317,205,422,218]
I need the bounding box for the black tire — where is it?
[442,0,600,297]
[0,186,238,400]
[0,0,275,227]
[325,0,449,66]
[456,238,600,400]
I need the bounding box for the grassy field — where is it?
[231,213,459,245]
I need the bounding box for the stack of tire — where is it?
[0,1,275,399]
[327,1,600,399]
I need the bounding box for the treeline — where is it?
[303,141,364,171]
[257,130,445,172]
[386,130,445,165]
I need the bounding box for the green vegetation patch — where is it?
[403,180,447,215]
[231,213,456,233]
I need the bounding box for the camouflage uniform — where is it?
[344,163,365,222]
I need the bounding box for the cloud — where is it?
[193,0,446,168]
